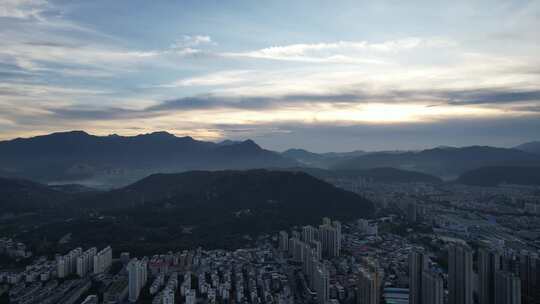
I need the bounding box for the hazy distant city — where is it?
[1,1,540,304]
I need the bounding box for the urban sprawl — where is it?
[1,180,540,304]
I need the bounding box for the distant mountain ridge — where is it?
[0,131,297,186]
[515,141,540,155]
[2,131,539,185]
[332,146,540,178]
[282,148,366,168]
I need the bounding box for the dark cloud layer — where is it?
[445,89,540,105]
[42,86,540,122]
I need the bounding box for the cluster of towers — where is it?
[478,247,539,304]
[57,245,112,279]
[278,217,342,304]
[410,243,540,304]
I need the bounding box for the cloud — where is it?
[0,82,109,97]
[509,105,540,113]
[223,37,455,64]
[171,35,214,48]
[146,92,372,112]
[0,0,48,19]
[0,4,169,80]
[445,89,540,105]
[50,107,141,120]
[0,39,163,74]
[0,4,213,82]
[160,70,252,87]
[32,86,539,125]
[169,35,215,56]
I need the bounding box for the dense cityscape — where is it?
[1,178,539,304]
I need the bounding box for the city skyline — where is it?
[1,1,540,151]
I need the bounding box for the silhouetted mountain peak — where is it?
[285,148,310,153]
[138,131,177,139]
[240,139,259,147]
[283,148,318,156]
[45,130,91,139]
[7,130,94,145]
[214,139,264,154]
[282,148,323,161]
[57,130,89,136]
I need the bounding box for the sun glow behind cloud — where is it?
[34,101,522,144]
[84,102,517,135]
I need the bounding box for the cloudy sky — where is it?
[1,0,539,151]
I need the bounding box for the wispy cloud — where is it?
[171,35,214,48]
[26,86,540,126]
[0,37,163,74]
[160,70,252,87]
[0,4,215,80]
[0,0,48,19]
[0,82,109,97]
[223,37,455,64]
[168,35,216,56]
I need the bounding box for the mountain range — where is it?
[1,131,539,186]
[0,131,297,187]
[330,146,540,179]
[281,148,366,168]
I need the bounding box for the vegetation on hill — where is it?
[0,177,71,213]
[3,170,374,254]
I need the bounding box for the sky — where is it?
[0,0,539,152]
